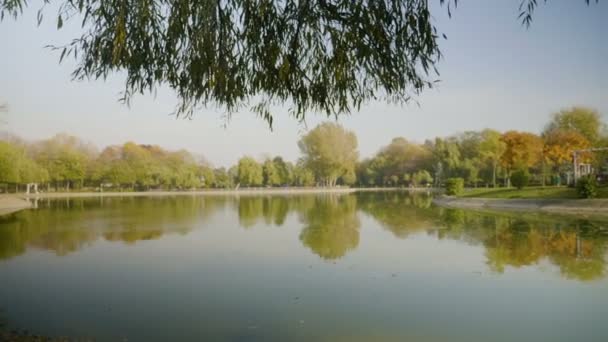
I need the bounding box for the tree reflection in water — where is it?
[1,193,607,281]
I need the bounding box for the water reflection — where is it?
[431,209,608,281]
[298,195,360,260]
[1,193,607,281]
[0,196,228,258]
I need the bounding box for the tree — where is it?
[0,141,22,187]
[122,142,154,189]
[544,107,603,144]
[500,131,542,185]
[543,130,590,177]
[199,166,216,188]
[479,129,506,188]
[3,1,594,126]
[104,159,136,190]
[432,137,461,183]
[262,159,281,186]
[33,134,95,190]
[237,157,263,187]
[411,170,433,186]
[298,123,358,187]
[213,167,234,189]
[367,137,433,186]
[510,169,530,189]
[272,156,293,185]
[293,163,315,187]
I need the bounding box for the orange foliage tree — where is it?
[500,131,543,181]
[543,130,591,173]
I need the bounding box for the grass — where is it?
[459,186,608,199]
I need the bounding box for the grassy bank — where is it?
[459,186,608,199]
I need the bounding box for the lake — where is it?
[0,192,607,341]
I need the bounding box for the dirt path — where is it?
[0,195,32,216]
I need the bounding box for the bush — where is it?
[444,178,464,196]
[576,176,597,199]
[510,169,530,189]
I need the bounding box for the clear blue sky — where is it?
[1,0,606,167]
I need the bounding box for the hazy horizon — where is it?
[1,0,606,167]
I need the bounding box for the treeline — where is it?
[357,106,605,188]
[0,106,605,192]
[0,133,317,192]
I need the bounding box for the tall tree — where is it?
[298,123,358,187]
[544,107,603,144]
[431,137,461,184]
[479,129,506,188]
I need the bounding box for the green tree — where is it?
[122,142,154,189]
[199,166,216,188]
[104,159,136,190]
[34,134,94,190]
[272,156,292,186]
[293,163,315,187]
[213,167,234,189]
[365,137,433,187]
[262,159,281,186]
[1,1,594,126]
[479,129,506,188]
[432,137,461,184]
[298,122,358,187]
[0,141,22,187]
[545,107,603,144]
[412,170,433,186]
[237,157,263,187]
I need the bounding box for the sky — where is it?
[0,0,606,167]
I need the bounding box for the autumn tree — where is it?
[543,130,590,181]
[298,123,358,187]
[500,131,543,186]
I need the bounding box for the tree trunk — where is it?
[541,160,546,187]
[492,161,497,188]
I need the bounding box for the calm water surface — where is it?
[0,192,607,341]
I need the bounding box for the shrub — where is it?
[576,176,598,199]
[510,169,530,189]
[444,178,464,196]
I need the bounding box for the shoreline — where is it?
[433,196,608,215]
[0,195,32,216]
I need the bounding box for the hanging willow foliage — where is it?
[0,0,598,127]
